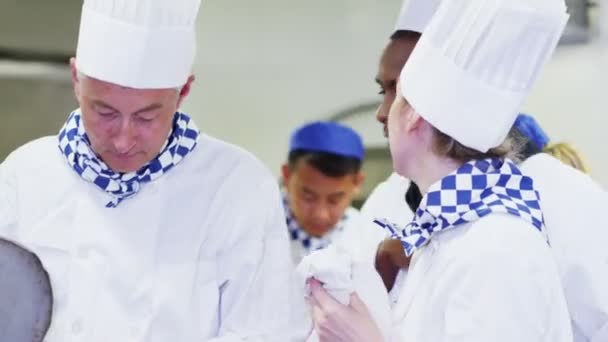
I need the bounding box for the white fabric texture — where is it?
[401,0,569,152]
[296,244,354,305]
[0,134,291,341]
[390,215,573,342]
[393,0,442,34]
[294,243,392,342]
[76,0,200,88]
[0,158,17,240]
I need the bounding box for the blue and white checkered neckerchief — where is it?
[57,109,200,208]
[283,192,348,253]
[374,158,545,257]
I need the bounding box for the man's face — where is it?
[375,36,418,138]
[70,59,193,173]
[282,161,363,238]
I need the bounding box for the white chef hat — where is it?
[400,0,569,152]
[393,0,442,34]
[75,0,202,89]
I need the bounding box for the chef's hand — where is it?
[375,238,410,291]
[309,278,383,342]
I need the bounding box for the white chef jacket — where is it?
[360,172,413,226]
[390,214,573,342]
[522,153,608,342]
[0,134,291,342]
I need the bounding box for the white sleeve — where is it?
[360,174,413,225]
[332,211,385,266]
[0,154,19,239]
[359,182,388,219]
[207,178,291,342]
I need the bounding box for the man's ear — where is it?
[405,106,423,133]
[281,163,291,188]
[69,57,81,102]
[176,75,196,108]
[352,171,365,196]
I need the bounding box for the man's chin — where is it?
[305,225,333,238]
[108,165,140,173]
[105,156,146,174]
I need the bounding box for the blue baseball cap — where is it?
[514,113,550,150]
[289,121,365,161]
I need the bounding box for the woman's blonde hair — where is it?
[431,126,524,164]
[543,142,589,173]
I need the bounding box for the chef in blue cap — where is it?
[281,121,365,263]
[515,113,590,173]
[513,113,550,155]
